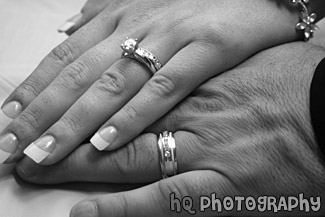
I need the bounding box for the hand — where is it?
[0,0,311,165]
[16,42,325,216]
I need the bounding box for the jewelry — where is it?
[290,0,318,41]
[157,131,177,179]
[121,38,162,74]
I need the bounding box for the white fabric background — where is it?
[0,1,324,216]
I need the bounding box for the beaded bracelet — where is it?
[290,0,318,41]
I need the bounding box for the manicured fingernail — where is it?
[1,101,22,119]
[90,126,117,151]
[58,13,82,33]
[24,135,56,163]
[71,201,97,217]
[0,133,18,164]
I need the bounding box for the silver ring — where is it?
[121,38,162,74]
[157,131,177,179]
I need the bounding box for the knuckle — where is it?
[59,61,91,92]
[95,71,126,97]
[62,152,76,172]
[122,104,139,122]
[61,151,82,180]
[147,74,177,99]
[157,179,180,201]
[125,141,137,170]
[17,106,43,132]
[115,194,132,217]
[14,79,41,101]
[131,136,156,169]
[59,112,84,136]
[157,179,188,214]
[194,23,230,50]
[49,41,77,65]
[110,142,137,177]
[110,136,157,179]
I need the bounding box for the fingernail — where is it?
[1,101,22,119]
[71,201,97,217]
[0,133,18,164]
[24,135,56,163]
[90,126,117,151]
[58,13,82,33]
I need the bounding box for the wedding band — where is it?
[121,38,162,74]
[157,131,177,179]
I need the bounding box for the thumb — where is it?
[70,170,241,217]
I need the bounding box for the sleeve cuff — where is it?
[310,57,325,158]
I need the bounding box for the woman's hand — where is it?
[16,42,325,216]
[0,0,310,165]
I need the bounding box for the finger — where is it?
[16,107,249,183]
[60,0,111,35]
[1,30,133,164]
[60,0,135,35]
[1,38,119,163]
[16,131,200,184]
[90,42,227,151]
[1,12,118,120]
[20,35,183,165]
[69,171,241,217]
[58,13,84,35]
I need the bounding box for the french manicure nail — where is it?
[58,13,83,33]
[24,135,56,163]
[90,126,117,151]
[1,101,22,119]
[0,133,18,164]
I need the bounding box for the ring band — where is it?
[158,131,177,179]
[121,38,162,74]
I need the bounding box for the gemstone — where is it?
[121,38,137,54]
[165,151,171,158]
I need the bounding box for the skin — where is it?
[16,42,325,216]
[66,0,325,37]
[1,0,316,165]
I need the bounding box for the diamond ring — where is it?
[121,38,162,74]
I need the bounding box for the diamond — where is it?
[165,151,171,158]
[121,38,138,55]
